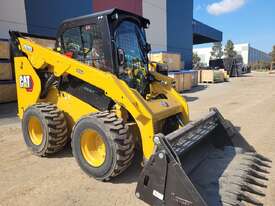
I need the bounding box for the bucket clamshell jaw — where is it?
[136,108,271,206]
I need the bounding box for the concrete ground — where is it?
[0,71,275,206]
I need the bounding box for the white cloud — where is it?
[207,0,246,16]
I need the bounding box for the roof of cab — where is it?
[60,8,150,26]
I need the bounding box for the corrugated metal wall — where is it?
[93,0,142,15]
[0,0,27,39]
[25,0,93,37]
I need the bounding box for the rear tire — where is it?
[71,111,135,181]
[22,103,68,156]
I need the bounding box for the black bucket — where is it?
[136,108,271,206]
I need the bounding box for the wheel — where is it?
[22,103,68,156]
[71,111,135,181]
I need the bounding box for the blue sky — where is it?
[193,0,275,52]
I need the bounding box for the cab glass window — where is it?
[81,24,106,69]
[62,24,107,70]
[62,27,83,60]
[114,21,148,75]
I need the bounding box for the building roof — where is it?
[193,19,223,44]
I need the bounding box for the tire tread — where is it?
[28,103,68,156]
[72,110,135,180]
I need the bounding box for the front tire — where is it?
[71,111,135,181]
[22,103,68,156]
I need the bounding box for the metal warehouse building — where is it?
[194,43,271,66]
[0,0,222,68]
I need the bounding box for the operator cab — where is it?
[56,9,151,96]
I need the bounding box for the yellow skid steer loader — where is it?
[9,9,271,206]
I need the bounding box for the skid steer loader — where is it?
[10,9,271,206]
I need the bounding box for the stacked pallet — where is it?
[0,59,13,80]
[149,52,182,71]
[168,72,182,92]
[190,70,198,87]
[197,70,202,83]
[168,71,193,92]
[0,40,10,59]
[169,69,229,91]
[29,37,55,49]
[182,71,193,90]
[0,81,17,103]
[219,69,230,82]
[200,70,225,83]
[149,52,194,92]
[0,39,17,103]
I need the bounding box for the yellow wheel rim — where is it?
[80,129,106,167]
[28,116,43,145]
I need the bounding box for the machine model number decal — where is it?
[23,44,33,52]
[19,75,33,92]
[76,68,84,74]
[160,101,169,107]
[153,190,164,200]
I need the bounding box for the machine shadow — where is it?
[186,120,255,205]
[110,118,256,192]
[51,143,74,158]
[183,84,208,94]
[236,74,254,78]
[111,149,143,184]
[182,95,199,102]
[50,118,258,200]
[52,144,142,183]
[0,102,18,119]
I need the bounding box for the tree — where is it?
[271,45,275,62]
[224,40,237,58]
[251,61,270,71]
[210,42,223,59]
[192,52,201,69]
[271,46,275,70]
